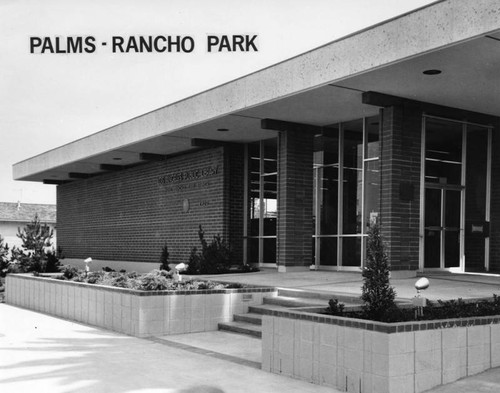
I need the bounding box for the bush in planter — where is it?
[186,225,231,275]
[159,242,170,271]
[13,214,61,273]
[361,223,397,321]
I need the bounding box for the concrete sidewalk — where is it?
[0,303,337,393]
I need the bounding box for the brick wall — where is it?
[276,129,314,269]
[380,105,421,271]
[57,147,238,265]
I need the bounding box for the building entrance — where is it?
[421,116,492,271]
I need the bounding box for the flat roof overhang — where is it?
[13,0,500,183]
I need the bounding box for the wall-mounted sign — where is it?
[158,165,219,185]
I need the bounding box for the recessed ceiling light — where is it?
[217,128,229,132]
[112,157,122,161]
[423,69,442,75]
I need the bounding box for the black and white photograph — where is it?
[1,1,500,392]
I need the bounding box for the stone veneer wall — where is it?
[261,308,500,393]
[6,274,276,338]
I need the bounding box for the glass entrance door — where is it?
[424,187,462,269]
[421,116,492,271]
[423,116,464,270]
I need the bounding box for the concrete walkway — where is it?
[195,269,500,301]
[0,303,337,393]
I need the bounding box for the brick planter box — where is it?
[261,307,500,393]
[5,274,276,337]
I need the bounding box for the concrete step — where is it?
[233,312,262,325]
[263,295,331,308]
[218,321,262,338]
[277,288,363,305]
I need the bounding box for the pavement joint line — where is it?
[146,336,262,370]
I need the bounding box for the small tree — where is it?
[15,214,60,273]
[361,223,396,321]
[0,235,10,277]
[159,242,170,271]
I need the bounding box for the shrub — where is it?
[186,225,232,275]
[326,298,345,316]
[138,269,172,290]
[361,223,396,322]
[159,242,170,271]
[0,236,10,277]
[13,214,61,273]
[61,265,79,280]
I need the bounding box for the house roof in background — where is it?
[0,202,56,223]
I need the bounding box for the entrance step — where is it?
[233,312,263,325]
[218,320,262,338]
[218,289,363,339]
[276,288,363,305]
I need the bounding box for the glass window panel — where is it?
[319,237,337,266]
[342,237,362,266]
[263,238,276,264]
[364,160,380,229]
[343,130,363,234]
[466,127,488,218]
[445,190,461,229]
[444,230,460,268]
[247,138,277,264]
[425,118,462,185]
[247,238,259,264]
[320,166,338,235]
[424,229,441,268]
[365,115,380,159]
[425,189,442,228]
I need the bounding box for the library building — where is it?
[14,1,500,276]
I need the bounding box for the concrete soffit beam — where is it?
[261,118,323,134]
[13,0,500,181]
[362,91,500,125]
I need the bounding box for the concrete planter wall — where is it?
[261,308,500,393]
[6,274,276,338]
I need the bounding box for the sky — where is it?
[0,0,436,205]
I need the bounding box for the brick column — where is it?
[276,129,314,271]
[380,105,422,274]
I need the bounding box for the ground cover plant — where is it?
[324,295,500,323]
[54,267,245,291]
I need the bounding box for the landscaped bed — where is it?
[53,266,247,291]
[6,270,277,338]
[261,299,500,393]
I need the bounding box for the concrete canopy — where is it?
[13,0,500,183]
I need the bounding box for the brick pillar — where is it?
[223,145,245,264]
[380,105,421,274]
[276,129,314,271]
